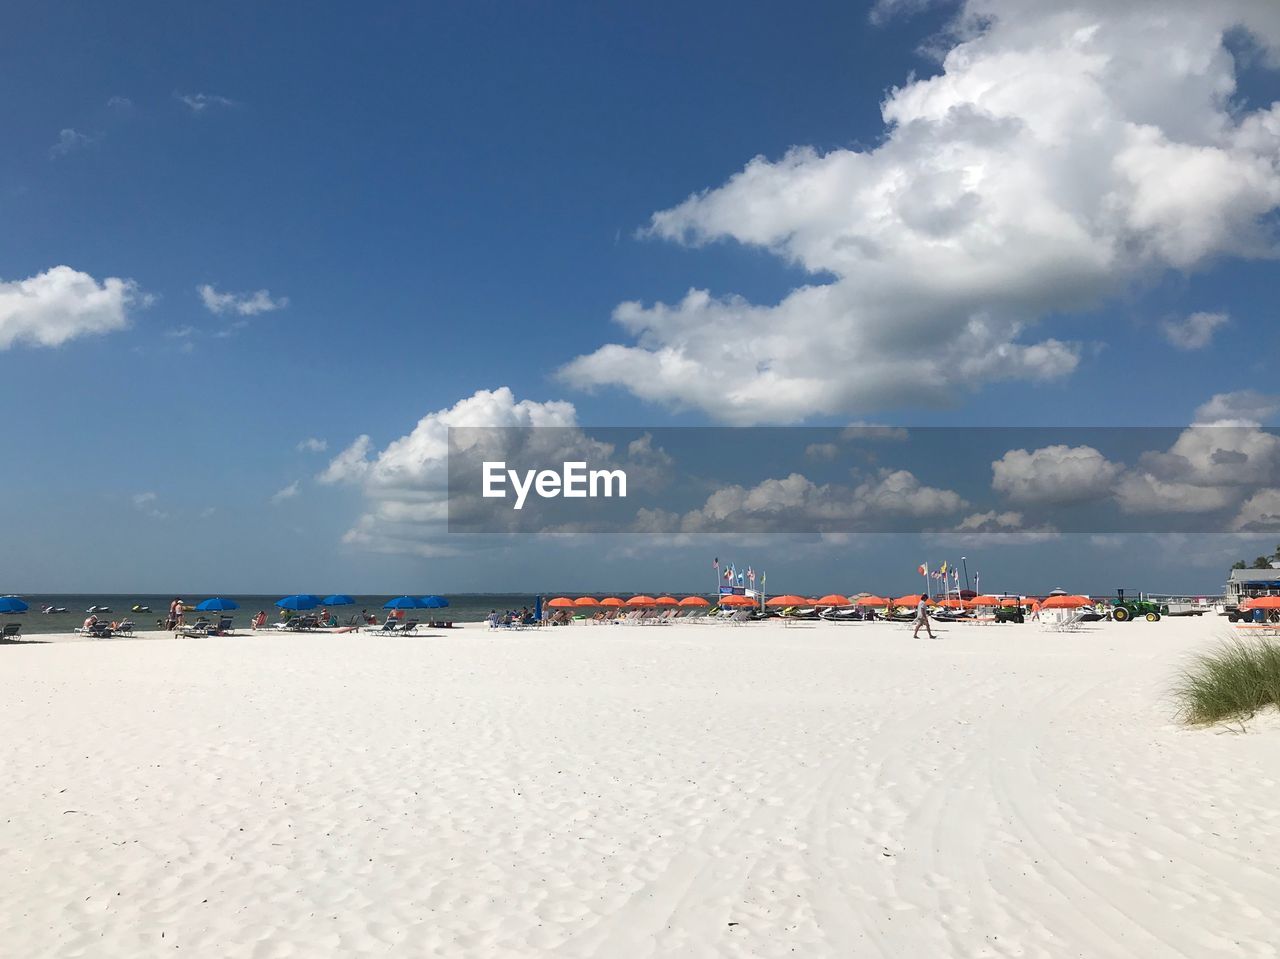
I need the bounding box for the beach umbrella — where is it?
[678,596,710,607]
[969,595,1001,606]
[720,594,755,607]
[322,594,356,606]
[276,594,321,611]
[856,595,889,607]
[196,597,239,612]
[573,597,598,606]
[599,597,625,607]
[999,597,1022,607]
[1241,595,1280,609]
[815,594,851,607]
[766,594,808,607]
[0,597,29,613]
[626,595,656,606]
[1040,594,1091,609]
[936,598,967,609]
[419,595,449,608]
[894,594,933,606]
[655,596,679,606]
[383,595,426,610]
[547,597,576,608]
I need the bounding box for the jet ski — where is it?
[43,605,69,614]
[132,605,152,613]
[86,605,113,614]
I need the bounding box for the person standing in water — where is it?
[913,593,935,639]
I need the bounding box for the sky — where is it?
[3,0,1280,596]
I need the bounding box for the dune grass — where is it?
[1174,638,1280,725]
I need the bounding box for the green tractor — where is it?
[1110,588,1168,622]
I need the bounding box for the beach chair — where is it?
[1,623,22,641]
[75,622,114,639]
[367,620,401,634]
[399,619,420,635]
[114,620,136,637]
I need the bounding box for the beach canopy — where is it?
[598,597,625,607]
[766,594,808,607]
[678,596,710,606]
[196,597,239,611]
[999,597,1022,606]
[322,594,355,606]
[655,596,679,606]
[276,594,321,610]
[383,595,426,610]
[969,595,1001,606]
[936,598,967,608]
[573,596,598,606]
[626,595,656,606]
[0,597,29,613]
[547,597,576,608]
[1240,595,1280,609]
[419,595,449,608]
[1040,594,1092,609]
[815,594,851,607]
[856,595,889,607]
[720,594,755,607]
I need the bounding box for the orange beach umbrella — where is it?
[857,596,889,607]
[815,594,851,607]
[655,596,679,606]
[1040,594,1092,609]
[720,594,755,606]
[573,596,598,606]
[766,594,808,607]
[936,598,967,608]
[894,594,933,606]
[1241,595,1280,609]
[678,596,710,606]
[598,597,625,607]
[626,595,656,607]
[547,597,576,608]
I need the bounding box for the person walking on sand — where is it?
[913,593,935,639]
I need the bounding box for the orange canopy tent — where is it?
[720,594,755,606]
[598,597,625,607]
[766,594,808,607]
[815,594,851,606]
[1040,594,1092,609]
[857,596,889,607]
[678,596,710,606]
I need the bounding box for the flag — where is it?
[940,561,947,575]
[713,557,719,570]
[746,566,755,584]
[723,567,732,580]
[917,563,927,576]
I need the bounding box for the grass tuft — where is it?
[1174,638,1280,725]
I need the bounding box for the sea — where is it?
[4,594,576,635]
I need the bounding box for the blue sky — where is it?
[3,1,1279,595]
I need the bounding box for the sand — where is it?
[1,617,1276,958]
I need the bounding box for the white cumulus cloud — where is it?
[561,0,1280,422]
[177,92,236,113]
[0,266,140,350]
[296,437,328,453]
[271,481,300,504]
[991,445,1121,505]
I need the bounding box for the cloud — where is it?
[297,437,328,453]
[931,509,1059,545]
[1112,470,1239,514]
[271,481,300,504]
[177,92,235,113]
[805,442,840,460]
[991,445,1122,504]
[131,491,166,519]
[49,128,95,158]
[1194,390,1280,426]
[166,325,196,339]
[320,388,582,553]
[1161,311,1228,350]
[0,266,140,350]
[560,1,1280,422]
[1232,489,1280,531]
[198,284,288,316]
[107,96,134,111]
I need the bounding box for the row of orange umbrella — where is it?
[546,595,712,608]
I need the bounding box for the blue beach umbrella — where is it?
[383,596,426,610]
[276,594,321,611]
[322,594,356,606]
[0,597,29,613]
[196,597,240,612]
[419,595,449,608]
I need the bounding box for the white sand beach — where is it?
[2,618,1277,958]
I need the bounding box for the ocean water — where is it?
[4,594,569,635]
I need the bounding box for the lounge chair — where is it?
[1,623,22,641]
[74,623,114,639]
[367,620,401,634]
[114,620,136,637]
